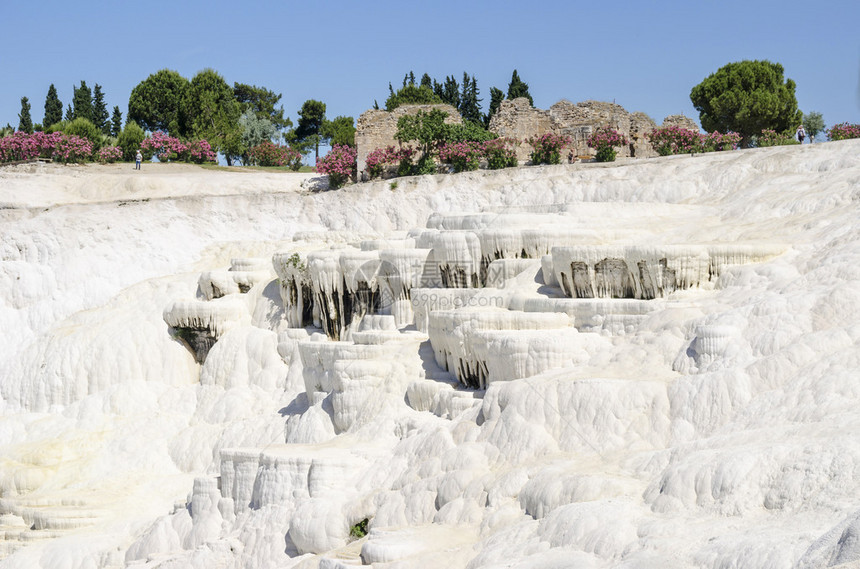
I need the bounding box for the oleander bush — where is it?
[482,137,518,169]
[587,128,630,162]
[756,129,799,147]
[527,132,571,165]
[826,123,860,141]
[438,140,483,172]
[248,141,301,169]
[315,144,357,189]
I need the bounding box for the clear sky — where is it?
[2,0,858,135]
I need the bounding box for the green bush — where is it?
[64,118,104,152]
[444,121,496,143]
[117,123,147,161]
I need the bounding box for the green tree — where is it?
[459,73,482,125]
[485,87,505,127]
[420,73,433,89]
[64,103,73,122]
[238,109,276,164]
[233,83,291,130]
[395,108,449,173]
[803,111,825,142]
[385,84,442,111]
[321,116,356,147]
[117,122,146,161]
[18,97,33,134]
[110,106,123,138]
[128,69,190,135]
[506,70,533,106]
[184,69,242,163]
[433,75,460,108]
[295,99,327,162]
[92,84,110,135]
[72,81,93,122]
[43,84,63,129]
[690,60,802,146]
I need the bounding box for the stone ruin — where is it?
[354,99,700,174]
[355,104,461,180]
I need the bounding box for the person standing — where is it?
[135,150,142,170]
[796,124,806,144]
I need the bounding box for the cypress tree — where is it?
[43,84,63,128]
[485,87,505,127]
[64,103,74,122]
[459,73,482,124]
[92,84,110,134]
[110,106,123,137]
[73,81,93,122]
[506,69,533,106]
[420,73,432,89]
[18,97,33,133]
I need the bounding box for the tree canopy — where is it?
[321,116,356,148]
[690,60,802,144]
[128,69,190,135]
[296,99,327,160]
[72,81,93,122]
[506,70,533,106]
[92,84,110,135]
[385,83,442,111]
[43,84,63,129]
[18,97,33,134]
[803,111,825,140]
[233,83,290,130]
[183,69,241,162]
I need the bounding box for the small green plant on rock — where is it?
[349,518,369,539]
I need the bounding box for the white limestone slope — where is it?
[0,142,858,568]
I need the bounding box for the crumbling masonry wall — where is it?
[355,99,699,170]
[355,104,461,179]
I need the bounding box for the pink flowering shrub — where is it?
[647,126,703,155]
[248,141,301,169]
[315,144,357,189]
[756,129,798,147]
[53,134,93,163]
[701,131,741,152]
[438,141,483,172]
[188,139,217,164]
[527,133,571,165]
[0,131,93,163]
[826,123,860,141]
[141,131,188,162]
[0,131,39,162]
[364,145,414,179]
[482,138,519,169]
[587,128,630,162]
[97,146,122,164]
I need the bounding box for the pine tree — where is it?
[72,81,93,122]
[110,106,123,137]
[18,97,33,133]
[92,84,110,134]
[43,84,63,128]
[420,73,432,89]
[506,69,533,106]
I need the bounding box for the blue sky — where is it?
[2,0,858,136]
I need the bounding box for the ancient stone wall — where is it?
[489,98,675,160]
[355,104,461,179]
[662,114,700,132]
[354,99,699,171]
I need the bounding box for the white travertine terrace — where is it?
[3,141,859,569]
[551,244,784,299]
